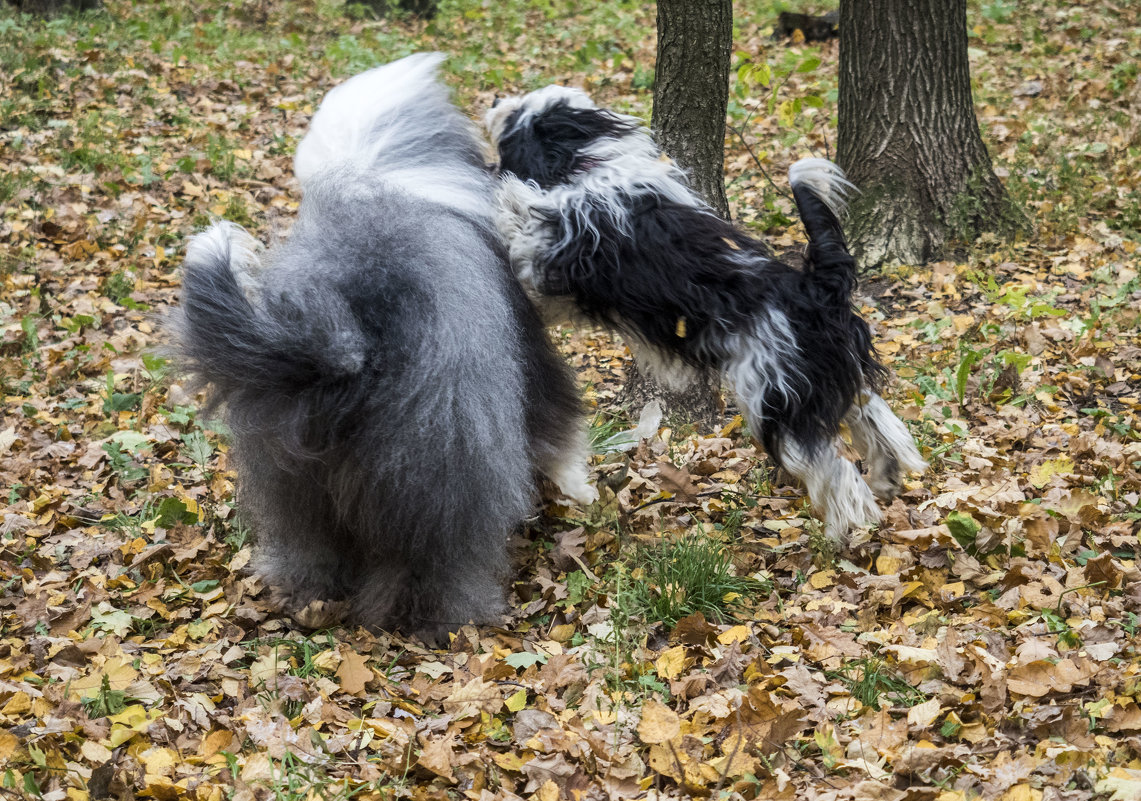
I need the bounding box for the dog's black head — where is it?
[486,89,641,188]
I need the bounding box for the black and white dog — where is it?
[170,55,594,644]
[485,86,925,545]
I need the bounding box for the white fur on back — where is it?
[294,52,448,187]
[294,53,494,222]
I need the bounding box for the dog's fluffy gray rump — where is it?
[170,55,584,643]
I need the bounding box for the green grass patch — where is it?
[627,532,763,627]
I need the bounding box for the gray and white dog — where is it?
[170,54,595,644]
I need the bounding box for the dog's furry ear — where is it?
[497,101,640,188]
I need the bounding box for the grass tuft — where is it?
[627,532,764,627]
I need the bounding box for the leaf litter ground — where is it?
[0,1,1139,799]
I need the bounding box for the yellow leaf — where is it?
[249,651,288,686]
[1096,767,1141,801]
[648,743,682,782]
[491,750,528,772]
[548,623,576,643]
[198,730,235,758]
[718,415,743,438]
[1028,457,1074,489]
[311,649,341,673]
[1,691,31,716]
[717,625,750,645]
[141,775,181,800]
[808,569,836,589]
[637,699,680,745]
[505,689,528,712]
[706,732,756,779]
[907,698,943,729]
[1001,784,1042,801]
[0,731,20,763]
[138,746,177,777]
[656,645,688,681]
[589,704,617,725]
[777,98,797,127]
[108,705,163,747]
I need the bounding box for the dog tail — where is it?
[293,52,451,187]
[171,222,367,400]
[788,157,859,294]
[788,157,887,389]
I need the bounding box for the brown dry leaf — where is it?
[335,649,373,696]
[1007,657,1100,697]
[637,698,681,745]
[672,611,720,646]
[1083,552,1124,590]
[417,735,456,782]
[443,678,503,719]
[735,686,806,754]
[656,461,701,503]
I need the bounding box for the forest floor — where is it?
[1,0,1140,799]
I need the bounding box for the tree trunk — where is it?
[837,0,1025,268]
[652,0,732,219]
[628,0,733,430]
[619,361,724,432]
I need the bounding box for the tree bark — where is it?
[652,0,732,218]
[624,0,733,430]
[837,0,1024,268]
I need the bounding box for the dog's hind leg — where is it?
[777,437,882,547]
[238,449,361,607]
[845,391,927,502]
[352,537,510,648]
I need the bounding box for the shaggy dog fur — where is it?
[485,86,925,545]
[169,55,594,644]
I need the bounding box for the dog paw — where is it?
[867,456,904,502]
[557,482,599,506]
[290,599,348,630]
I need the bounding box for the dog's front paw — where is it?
[290,598,349,630]
[866,455,905,502]
[559,481,599,506]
